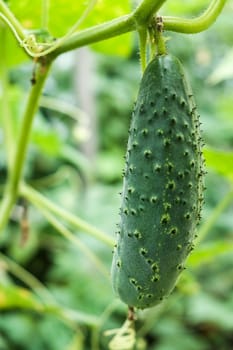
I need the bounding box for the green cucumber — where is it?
[111,54,205,309]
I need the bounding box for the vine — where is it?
[0,0,227,59]
[164,0,227,33]
[0,27,14,170]
[50,0,227,57]
[0,60,52,232]
[138,26,148,72]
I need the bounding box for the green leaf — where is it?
[204,147,233,181]
[188,240,233,268]
[0,284,43,311]
[8,0,42,29]
[84,1,132,56]
[0,28,29,67]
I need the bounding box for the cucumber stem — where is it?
[163,0,227,34]
[156,17,166,55]
[0,61,51,234]
[149,16,166,57]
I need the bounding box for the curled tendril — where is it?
[20,35,51,53]
[105,319,136,350]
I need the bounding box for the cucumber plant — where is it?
[0,0,229,348]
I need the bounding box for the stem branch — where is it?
[0,0,227,59]
[0,27,15,171]
[0,60,52,233]
[163,0,227,34]
[50,14,135,58]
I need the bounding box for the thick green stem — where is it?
[1,1,165,58]
[0,0,227,59]
[133,0,167,25]
[157,34,166,55]
[0,60,52,233]
[163,0,227,34]
[20,183,115,247]
[154,17,167,56]
[50,0,167,58]
[50,14,135,58]
[0,27,15,171]
[52,0,226,57]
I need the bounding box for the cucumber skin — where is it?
[111,54,204,309]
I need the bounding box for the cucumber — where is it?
[111,54,205,309]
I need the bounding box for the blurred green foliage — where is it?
[0,1,233,349]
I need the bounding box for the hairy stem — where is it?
[20,183,115,247]
[155,17,167,55]
[0,60,52,233]
[163,0,227,34]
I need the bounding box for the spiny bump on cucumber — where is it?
[111,54,205,309]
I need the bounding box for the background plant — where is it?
[0,0,232,349]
